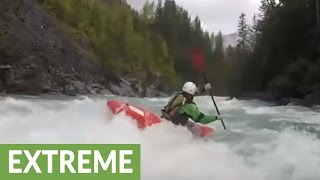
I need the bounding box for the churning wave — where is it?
[0,95,319,180]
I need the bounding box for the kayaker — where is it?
[161,81,223,128]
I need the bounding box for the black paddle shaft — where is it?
[203,74,227,130]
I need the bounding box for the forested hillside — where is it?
[227,0,320,104]
[37,0,176,90]
[37,0,232,93]
[2,0,319,102]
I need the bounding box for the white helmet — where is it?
[182,82,197,95]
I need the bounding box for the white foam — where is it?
[250,128,320,180]
[0,96,319,179]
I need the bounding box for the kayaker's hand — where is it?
[204,83,212,91]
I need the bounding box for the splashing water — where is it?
[0,95,319,180]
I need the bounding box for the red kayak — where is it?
[106,100,214,137]
[107,100,162,129]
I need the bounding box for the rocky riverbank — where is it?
[0,0,168,98]
[238,91,320,107]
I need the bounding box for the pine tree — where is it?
[156,0,163,15]
[225,45,237,62]
[210,32,215,49]
[237,13,249,50]
[259,0,268,19]
[140,0,156,22]
[193,16,202,33]
[248,14,258,51]
[214,31,224,55]
[259,0,277,19]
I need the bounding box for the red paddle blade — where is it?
[191,48,205,73]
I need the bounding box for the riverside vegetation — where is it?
[0,0,319,104]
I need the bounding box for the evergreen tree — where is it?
[225,45,237,62]
[213,31,225,59]
[40,0,226,92]
[151,0,217,85]
[237,13,250,50]
[235,0,320,99]
[259,0,268,19]
[210,32,215,50]
[39,0,177,87]
[140,0,156,22]
[248,14,258,51]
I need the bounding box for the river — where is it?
[0,95,319,180]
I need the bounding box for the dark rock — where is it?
[109,82,140,97]
[4,63,44,95]
[239,91,276,101]
[304,92,320,106]
[0,0,110,96]
[0,0,169,97]
[63,85,77,96]
[238,90,320,107]
[145,87,168,97]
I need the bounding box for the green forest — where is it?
[235,0,320,99]
[37,0,320,99]
[36,0,224,92]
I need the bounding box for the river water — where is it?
[0,95,319,180]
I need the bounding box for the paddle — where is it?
[191,48,227,130]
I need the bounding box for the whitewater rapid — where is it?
[0,95,319,180]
